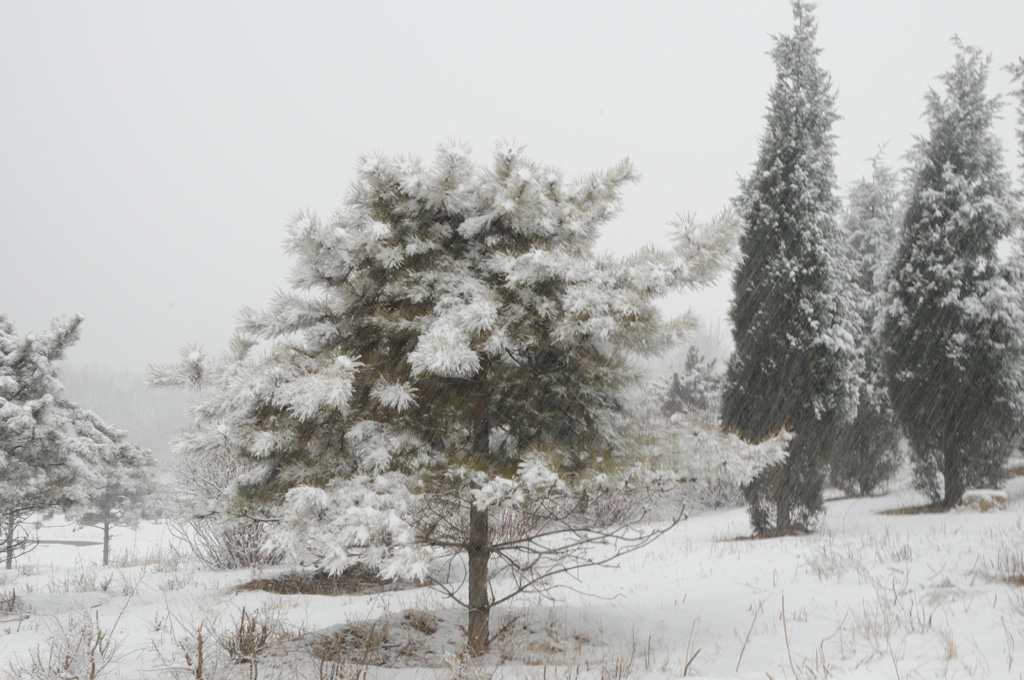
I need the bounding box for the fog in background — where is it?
[59,364,188,465]
[2,1,1022,383]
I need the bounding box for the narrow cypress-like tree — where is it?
[722,1,858,536]
[831,156,903,496]
[883,43,1024,508]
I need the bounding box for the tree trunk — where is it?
[774,468,792,536]
[467,504,489,656]
[467,371,491,656]
[102,521,111,566]
[943,447,965,508]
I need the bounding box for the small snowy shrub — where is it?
[170,448,279,570]
[153,613,233,680]
[214,605,283,666]
[8,610,121,680]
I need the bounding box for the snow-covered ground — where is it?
[3,477,1024,679]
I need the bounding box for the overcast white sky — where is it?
[2,1,1021,372]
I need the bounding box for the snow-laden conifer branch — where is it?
[145,343,208,389]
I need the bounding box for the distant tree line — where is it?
[61,363,188,468]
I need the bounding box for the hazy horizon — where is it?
[2,1,1021,372]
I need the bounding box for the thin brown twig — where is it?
[782,593,796,677]
[736,598,764,673]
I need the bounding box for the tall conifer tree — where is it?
[722,1,858,535]
[883,43,1024,507]
[831,156,903,495]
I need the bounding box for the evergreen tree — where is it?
[0,315,104,568]
[831,156,903,495]
[149,142,789,654]
[66,420,158,566]
[662,346,722,419]
[721,1,858,536]
[883,43,1024,508]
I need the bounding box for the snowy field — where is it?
[3,476,1024,680]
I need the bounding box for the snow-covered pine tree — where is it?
[149,142,788,654]
[721,1,858,536]
[883,42,1024,508]
[830,155,903,496]
[66,417,158,566]
[0,315,108,569]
